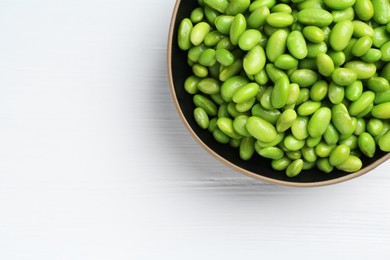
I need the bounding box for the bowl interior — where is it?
[168,0,390,186]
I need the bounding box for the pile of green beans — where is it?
[177,0,390,177]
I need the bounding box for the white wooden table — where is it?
[0,1,389,259]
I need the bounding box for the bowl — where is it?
[167,0,390,187]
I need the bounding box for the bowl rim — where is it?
[167,0,390,187]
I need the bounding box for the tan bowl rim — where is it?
[167,0,390,187]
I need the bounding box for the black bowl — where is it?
[167,0,390,186]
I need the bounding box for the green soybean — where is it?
[331,7,355,22]
[372,0,390,24]
[315,141,335,157]
[215,15,235,35]
[290,69,318,87]
[274,54,298,70]
[328,82,345,104]
[191,22,211,46]
[348,91,375,116]
[266,12,294,27]
[258,146,284,159]
[354,0,374,21]
[216,48,235,66]
[329,20,354,51]
[367,77,390,92]
[352,20,375,38]
[358,132,376,157]
[380,42,390,61]
[276,109,297,132]
[271,157,291,171]
[303,26,325,43]
[324,0,355,10]
[310,80,328,101]
[272,76,290,108]
[217,117,241,138]
[367,118,384,136]
[219,59,243,81]
[238,29,262,51]
[335,155,362,172]
[308,107,332,138]
[246,116,277,142]
[297,101,321,116]
[327,51,346,67]
[286,159,303,177]
[251,103,281,125]
[373,26,390,48]
[221,76,249,102]
[243,45,266,75]
[194,107,210,129]
[344,61,377,79]
[307,42,328,58]
[361,48,383,63]
[233,82,260,103]
[352,36,372,57]
[331,68,357,86]
[266,29,288,62]
[287,31,308,59]
[324,123,340,145]
[378,130,390,151]
[332,103,355,136]
[230,14,247,45]
[178,18,193,50]
[317,158,334,173]
[329,144,350,166]
[197,78,220,95]
[297,9,333,27]
[226,0,251,15]
[371,102,390,119]
[247,6,270,29]
[239,136,255,160]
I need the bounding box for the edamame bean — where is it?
[215,15,235,35]
[284,134,306,151]
[381,62,390,82]
[361,48,382,62]
[197,78,220,95]
[327,51,346,67]
[296,88,310,105]
[348,91,375,116]
[290,69,318,87]
[276,109,297,132]
[308,107,332,138]
[303,26,325,43]
[266,29,288,62]
[192,63,208,77]
[297,0,325,10]
[316,53,334,77]
[226,0,251,15]
[352,36,372,57]
[178,18,193,50]
[368,77,390,92]
[198,48,217,66]
[352,20,375,38]
[367,118,384,136]
[266,63,288,83]
[286,83,301,105]
[218,103,229,118]
[204,31,224,47]
[249,0,277,11]
[243,45,266,75]
[378,130,390,151]
[335,155,362,172]
[358,132,376,157]
[233,82,260,103]
[310,80,328,101]
[301,146,317,163]
[191,22,211,46]
[331,68,357,86]
[190,7,204,23]
[271,157,291,171]
[260,86,274,109]
[332,103,355,136]
[230,138,241,148]
[256,132,285,148]
[307,42,328,58]
[371,102,390,119]
[306,136,322,147]
[236,97,256,112]
[324,0,355,10]
[230,14,247,45]
[251,104,281,124]
[329,20,354,51]
[247,6,270,29]
[274,54,298,70]
[213,128,230,143]
[324,123,340,145]
[184,75,201,94]
[317,158,334,173]
[215,48,235,66]
[354,0,374,21]
[194,107,210,129]
[344,61,377,79]
[238,29,262,51]
[380,42,390,61]
[240,136,255,160]
[221,76,249,102]
[297,9,333,27]
[345,81,363,101]
[331,7,355,22]
[219,59,243,81]
[272,76,290,108]
[291,116,309,140]
[372,0,390,25]
[217,117,241,138]
[204,0,229,13]
[287,31,308,59]
[297,101,321,116]
[354,118,366,135]
[286,159,303,177]
[246,116,278,142]
[266,12,294,27]
[315,142,335,157]
[258,146,284,159]
[328,82,345,104]
[233,115,251,137]
[329,144,350,166]
[373,26,390,48]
